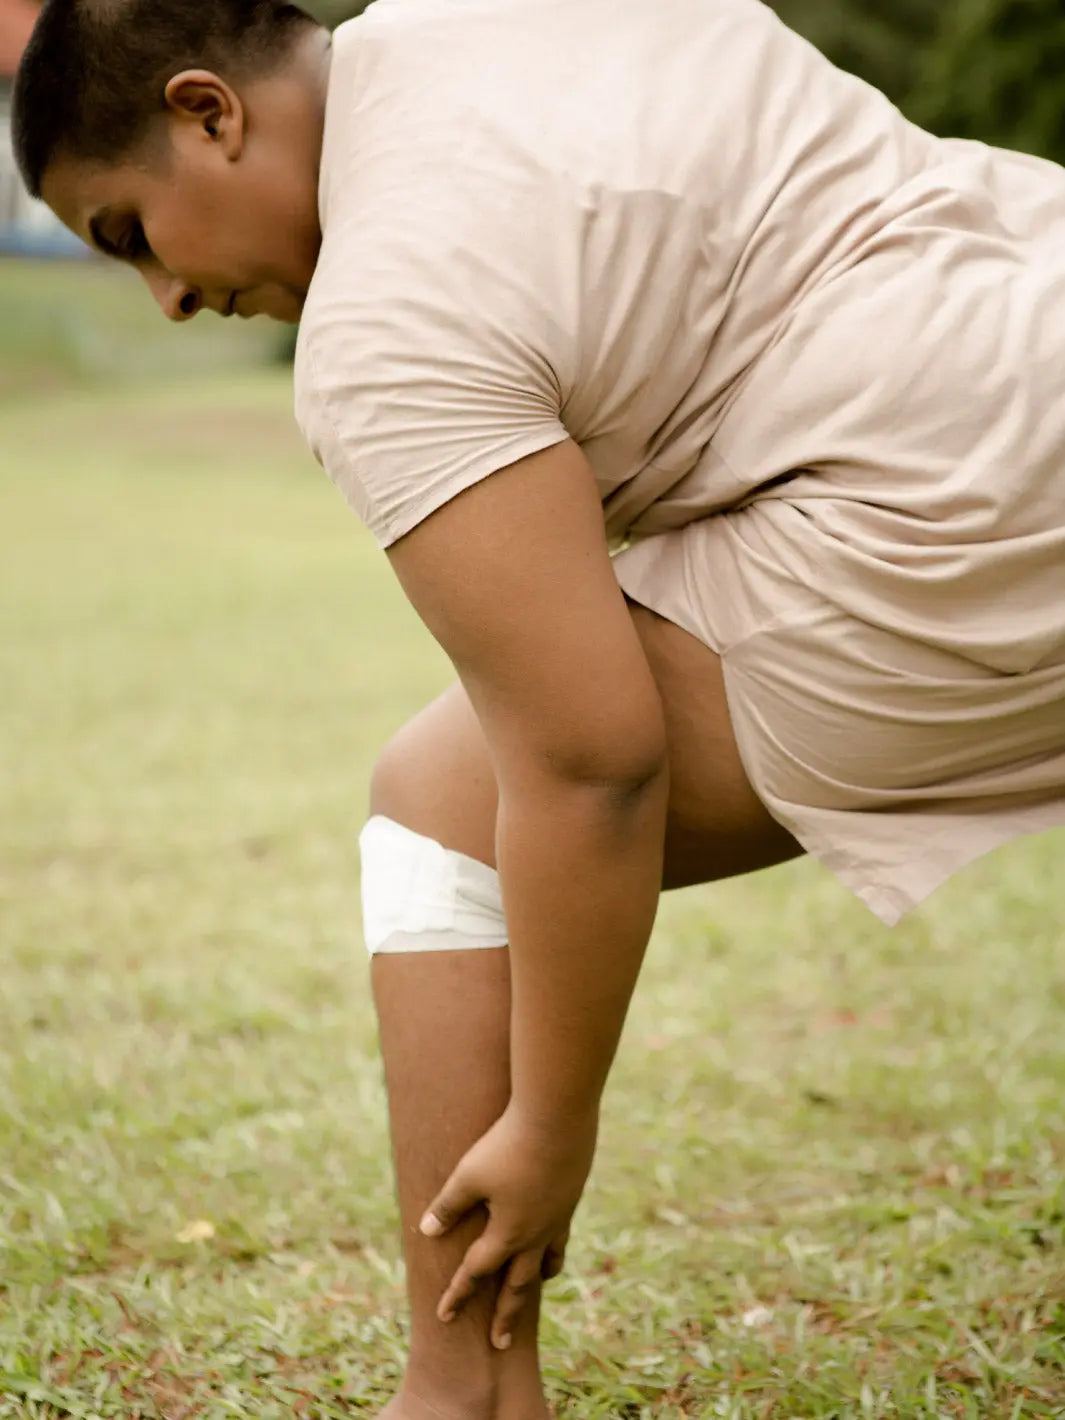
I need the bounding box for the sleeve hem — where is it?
[369,426,572,548]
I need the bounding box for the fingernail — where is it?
[419,1214,444,1237]
[496,1334,512,1351]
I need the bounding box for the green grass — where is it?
[0,260,283,396]
[1,370,1065,1418]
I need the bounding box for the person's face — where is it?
[41,66,325,324]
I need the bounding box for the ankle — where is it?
[400,1360,497,1420]
[396,1387,551,1420]
[401,1345,547,1420]
[495,1398,553,1420]
[391,1386,550,1420]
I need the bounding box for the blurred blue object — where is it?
[0,222,90,258]
[2,2,88,261]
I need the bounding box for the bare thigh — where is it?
[371,603,801,889]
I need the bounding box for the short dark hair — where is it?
[13,0,320,197]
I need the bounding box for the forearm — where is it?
[497,763,669,1128]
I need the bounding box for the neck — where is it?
[261,24,333,260]
[298,26,335,191]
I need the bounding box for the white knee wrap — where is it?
[358,815,508,956]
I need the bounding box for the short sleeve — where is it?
[295,157,574,547]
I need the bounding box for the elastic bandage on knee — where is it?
[358,815,508,956]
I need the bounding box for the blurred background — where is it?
[3,6,1065,1412]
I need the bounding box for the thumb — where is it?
[419,1163,483,1238]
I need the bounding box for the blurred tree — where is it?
[914,0,1065,162]
[775,0,1064,164]
[303,0,371,26]
[771,0,936,108]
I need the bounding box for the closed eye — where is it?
[89,213,152,264]
[121,220,151,263]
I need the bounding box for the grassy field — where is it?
[0,260,283,397]
[2,355,1065,1418]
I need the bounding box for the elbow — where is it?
[499,692,670,812]
[599,754,669,818]
[548,734,669,809]
[551,751,669,841]
[589,749,668,801]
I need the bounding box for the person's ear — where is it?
[163,70,245,160]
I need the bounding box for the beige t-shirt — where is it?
[294,0,1065,926]
[294,0,942,548]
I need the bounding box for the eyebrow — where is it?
[88,208,126,260]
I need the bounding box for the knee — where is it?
[369,720,422,825]
[367,692,499,864]
[372,727,411,817]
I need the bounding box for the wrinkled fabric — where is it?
[296,0,1065,922]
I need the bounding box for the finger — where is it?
[541,1246,566,1281]
[420,1166,482,1240]
[542,1227,570,1281]
[492,1249,545,1350]
[437,1233,512,1323]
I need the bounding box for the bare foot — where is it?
[376,1391,552,1420]
[377,1397,440,1420]
[375,1389,491,1420]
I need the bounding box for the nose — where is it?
[143,269,202,322]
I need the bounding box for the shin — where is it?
[366,691,549,1419]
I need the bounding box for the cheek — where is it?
[236,174,318,281]
[149,199,245,281]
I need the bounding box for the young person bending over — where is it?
[18,1,1065,1415]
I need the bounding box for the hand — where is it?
[419,1101,598,1350]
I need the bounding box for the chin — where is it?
[259,287,306,324]
[231,280,304,323]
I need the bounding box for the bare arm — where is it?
[387,438,669,1134]
[387,439,669,1345]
